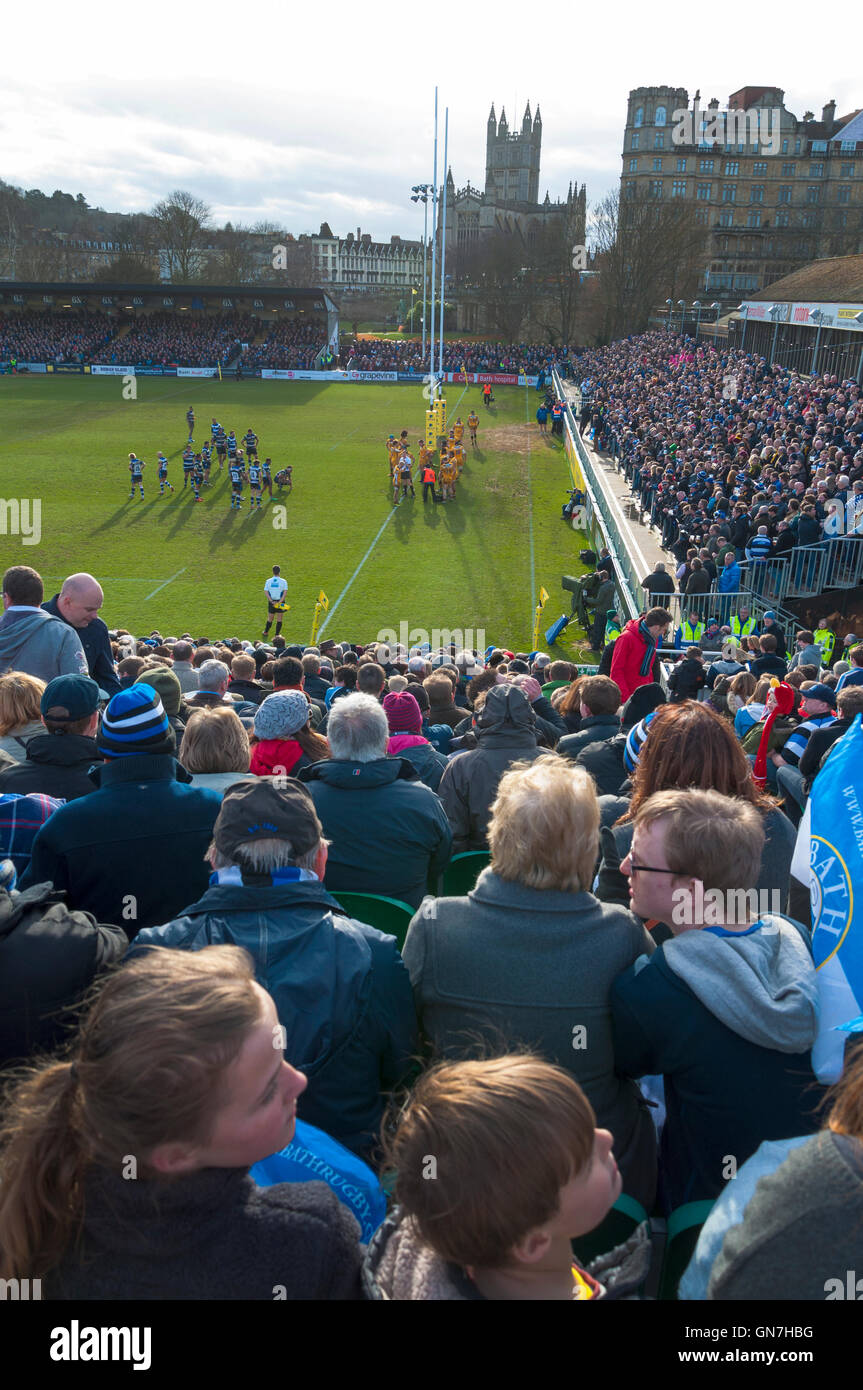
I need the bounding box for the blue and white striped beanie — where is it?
[98,683,175,758]
[623,709,658,775]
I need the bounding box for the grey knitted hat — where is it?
[254,691,311,741]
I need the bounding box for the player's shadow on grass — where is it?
[162,490,207,540]
[94,497,161,532]
[392,498,417,541]
[439,500,466,535]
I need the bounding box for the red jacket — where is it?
[609,619,660,704]
[250,737,306,778]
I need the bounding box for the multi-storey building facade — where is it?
[621,86,863,295]
[301,226,425,290]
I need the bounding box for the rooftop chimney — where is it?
[822,99,836,127]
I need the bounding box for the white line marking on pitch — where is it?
[145,567,187,600]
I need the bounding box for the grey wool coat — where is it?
[402,867,659,1210]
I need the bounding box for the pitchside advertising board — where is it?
[740,300,863,329]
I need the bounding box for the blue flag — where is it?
[810,714,863,1082]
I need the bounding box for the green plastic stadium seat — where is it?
[441,851,491,897]
[570,1193,649,1269]
[330,891,414,950]
[658,1199,715,1300]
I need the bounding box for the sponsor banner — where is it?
[51,363,84,375]
[11,361,48,373]
[134,367,165,376]
[397,372,423,381]
[518,375,539,387]
[91,365,134,376]
[176,366,218,378]
[478,372,519,385]
[741,300,863,330]
[261,369,328,381]
[346,370,398,382]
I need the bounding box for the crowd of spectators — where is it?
[0,557,859,1303]
[91,312,257,368]
[242,318,327,370]
[344,336,574,376]
[577,332,863,590]
[0,310,116,363]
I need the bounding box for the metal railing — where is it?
[553,368,640,621]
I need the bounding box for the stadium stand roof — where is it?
[0,282,338,310]
[749,255,863,304]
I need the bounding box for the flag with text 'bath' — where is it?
[808,715,863,1082]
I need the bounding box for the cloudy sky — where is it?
[2,0,858,241]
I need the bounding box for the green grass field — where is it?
[0,375,593,657]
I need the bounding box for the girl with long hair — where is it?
[0,945,361,1299]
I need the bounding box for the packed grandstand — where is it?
[0,318,862,1308]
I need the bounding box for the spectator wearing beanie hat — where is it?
[20,684,223,938]
[249,691,329,780]
[138,666,186,736]
[383,692,448,792]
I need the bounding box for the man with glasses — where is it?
[609,787,819,1212]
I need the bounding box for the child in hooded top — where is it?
[363,1055,650,1301]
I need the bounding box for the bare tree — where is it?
[590,188,707,341]
[150,190,211,281]
[205,223,261,283]
[528,204,588,345]
[91,253,159,283]
[458,228,533,339]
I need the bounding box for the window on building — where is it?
[837,185,852,204]
[649,180,663,198]
[841,140,857,152]
[677,157,687,171]
[695,209,708,224]
[841,162,856,176]
[696,182,712,199]
[775,208,790,227]
[794,139,801,153]
[631,132,640,150]
[655,105,667,126]
[781,162,796,176]
[628,158,638,172]
[719,210,734,227]
[750,184,765,202]
[782,139,789,153]
[634,106,644,127]
[802,211,816,227]
[747,209,762,227]
[806,185,821,203]
[654,133,665,149]
[811,139,827,152]
[672,180,687,197]
[753,161,768,175]
[777,185,792,203]
[725,160,739,175]
[625,180,637,199]
[699,158,715,173]
[835,210,849,227]
[809,162,824,177]
[653,157,663,171]
[722,183,737,202]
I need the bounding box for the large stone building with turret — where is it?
[441,102,586,259]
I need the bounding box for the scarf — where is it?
[752,682,796,789]
[637,620,658,678]
[209,865,319,887]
